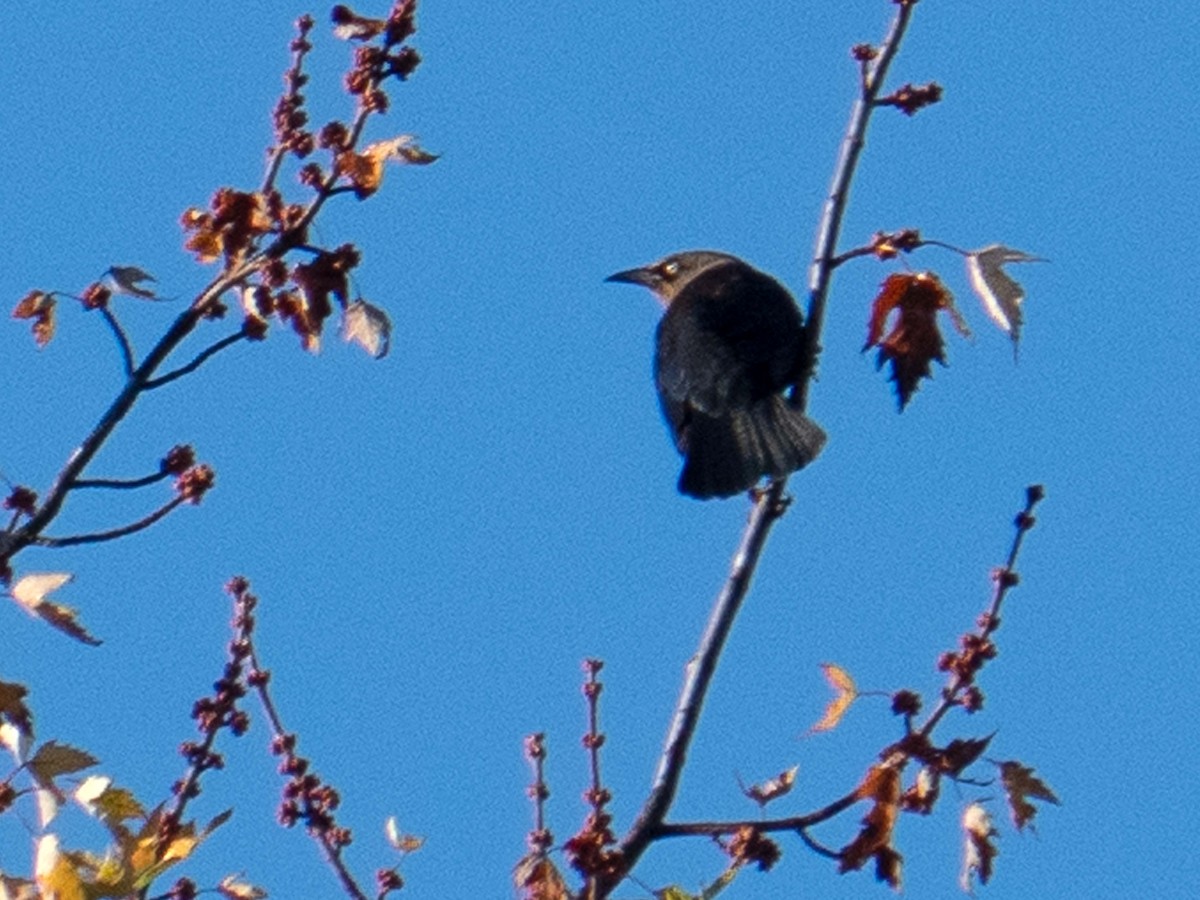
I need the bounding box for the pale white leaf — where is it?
[74,775,113,816]
[0,722,30,764]
[34,834,60,880]
[343,300,392,359]
[105,265,159,299]
[960,802,998,894]
[11,573,72,612]
[965,245,1046,356]
[36,787,60,828]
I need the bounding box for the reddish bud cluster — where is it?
[175,464,216,504]
[852,43,879,62]
[890,689,921,718]
[181,189,274,267]
[169,877,197,900]
[376,868,405,895]
[3,486,37,518]
[880,81,943,116]
[160,444,196,476]
[80,282,112,310]
[871,228,922,260]
[563,810,621,881]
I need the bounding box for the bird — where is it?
[606,250,826,499]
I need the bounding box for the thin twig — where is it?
[143,329,249,390]
[72,471,170,490]
[918,484,1044,737]
[34,496,186,547]
[601,7,919,895]
[99,307,136,375]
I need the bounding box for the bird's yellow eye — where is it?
[659,260,681,280]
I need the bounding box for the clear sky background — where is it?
[2,1,1198,898]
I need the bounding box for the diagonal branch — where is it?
[602,4,920,895]
[143,328,250,390]
[34,496,186,547]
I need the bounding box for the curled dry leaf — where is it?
[218,874,269,900]
[12,290,57,347]
[810,662,857,733]
[105,265,159,299]
[336,135,439,199]
[965,245,1046,357]
[343,299,392,358]
[960,803,998,894]
[10,572,102,646]
[741,765,799,807]
[385,815,425,853]
[513,853,569,900]
[331,5,387,41]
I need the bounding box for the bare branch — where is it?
[34,496,186,547]
[99,306,136,375]
[72,471,171,490]
[143,328,249,390]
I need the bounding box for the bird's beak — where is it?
[605,266,655,287]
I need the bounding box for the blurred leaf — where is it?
[810,662,857,733]
[0,680,34,738]
[331,6,386,41]
[385,815,424,853]
[740,766,798,807]
[29,741,99,783]
[343,299,392,358]
[12,290,56,347]
[336,136,438,199]
[219,874,268,900]
[960,802,998,893]
[36,835,86,900]
[513,853,569,900]
[998,760,1059,831]
[12,572,73,611]
[105,266,159,299]
[11,574,102,646]
[841,764,903,890]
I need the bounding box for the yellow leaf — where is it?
[36,835,87,900]
[810,663,857,733]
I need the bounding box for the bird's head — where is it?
[605,250,738,305]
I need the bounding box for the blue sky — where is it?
[2,1,1199,898]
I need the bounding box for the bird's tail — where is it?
[679,396,826,499]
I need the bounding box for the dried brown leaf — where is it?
[998,760,1059,831]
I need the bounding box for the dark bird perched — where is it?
[607,250,826,499]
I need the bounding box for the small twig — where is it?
[228,579,371,900]
[34,496,185,547]
[99,307,136,375]
[72,471,171,490]
[262,15,316,196]
[918,485,1045,737]
[143,329,249,390]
